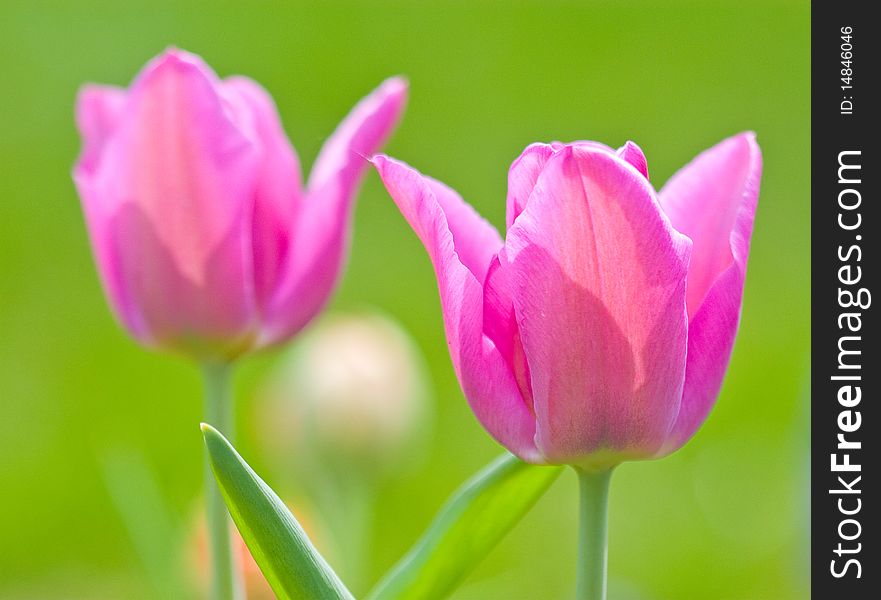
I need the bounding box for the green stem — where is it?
[575,468,613,600]
[202,362,242,600]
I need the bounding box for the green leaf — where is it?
[201,424,354,600]
[366,453,562,600]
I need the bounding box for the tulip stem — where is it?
[202,361,242,600]
[575,467,613,600]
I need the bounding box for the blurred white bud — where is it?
[257,310,431,478]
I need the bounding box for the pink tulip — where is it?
[74,49,407,360]
[373,134,761,468]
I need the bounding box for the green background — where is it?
[0,1,809,598]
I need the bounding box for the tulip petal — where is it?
[660,133,760,318]
[617,141,649,180]
[373,155,540,461]
[307,77,408,197]
[260,78,407,345]
[660,132,761,452]
[75,85,127,175]
[506,143,555,229]
[73,173,149,340]
[505,146,690,465]
[483,255,534,411]
[74,85,147,338]
[223,76,304,310]
[91,49,260,357]
[507,141,648,228]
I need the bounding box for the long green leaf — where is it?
[201,424,353,600]
[366,453,562,600]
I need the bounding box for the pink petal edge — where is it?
[373,154,541,461]
[660,132,762,453]
[260,78,408,346]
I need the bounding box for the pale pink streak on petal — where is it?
[660,132,762,452]
[92,49,260,357]
[222,76,304,311]
[373,155,541,461]
[617,141,649,180]
[260,78,407,345]
[505,146,690,464]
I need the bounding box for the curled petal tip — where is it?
[138,47,215,85]
[76,82,116,100]
[376,76,409,116]
[366,76,408,113]
[726,131,760,153]
[382,79,409,123]
[370,154,408,180]
[157,46,201,65]
[377,76,409,99]
[74,84,127,176]
[353,150,371,163]
[74,84,124,130]
[616,140,649,180]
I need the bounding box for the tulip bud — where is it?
[73,48,407,360]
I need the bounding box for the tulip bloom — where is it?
[74,48,406,600]
[374,134,761,469]
[74,49,407,360]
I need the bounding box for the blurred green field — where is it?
[0,1,809,598]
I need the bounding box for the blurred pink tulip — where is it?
[74,49,406,359]
[374,133,761,468]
